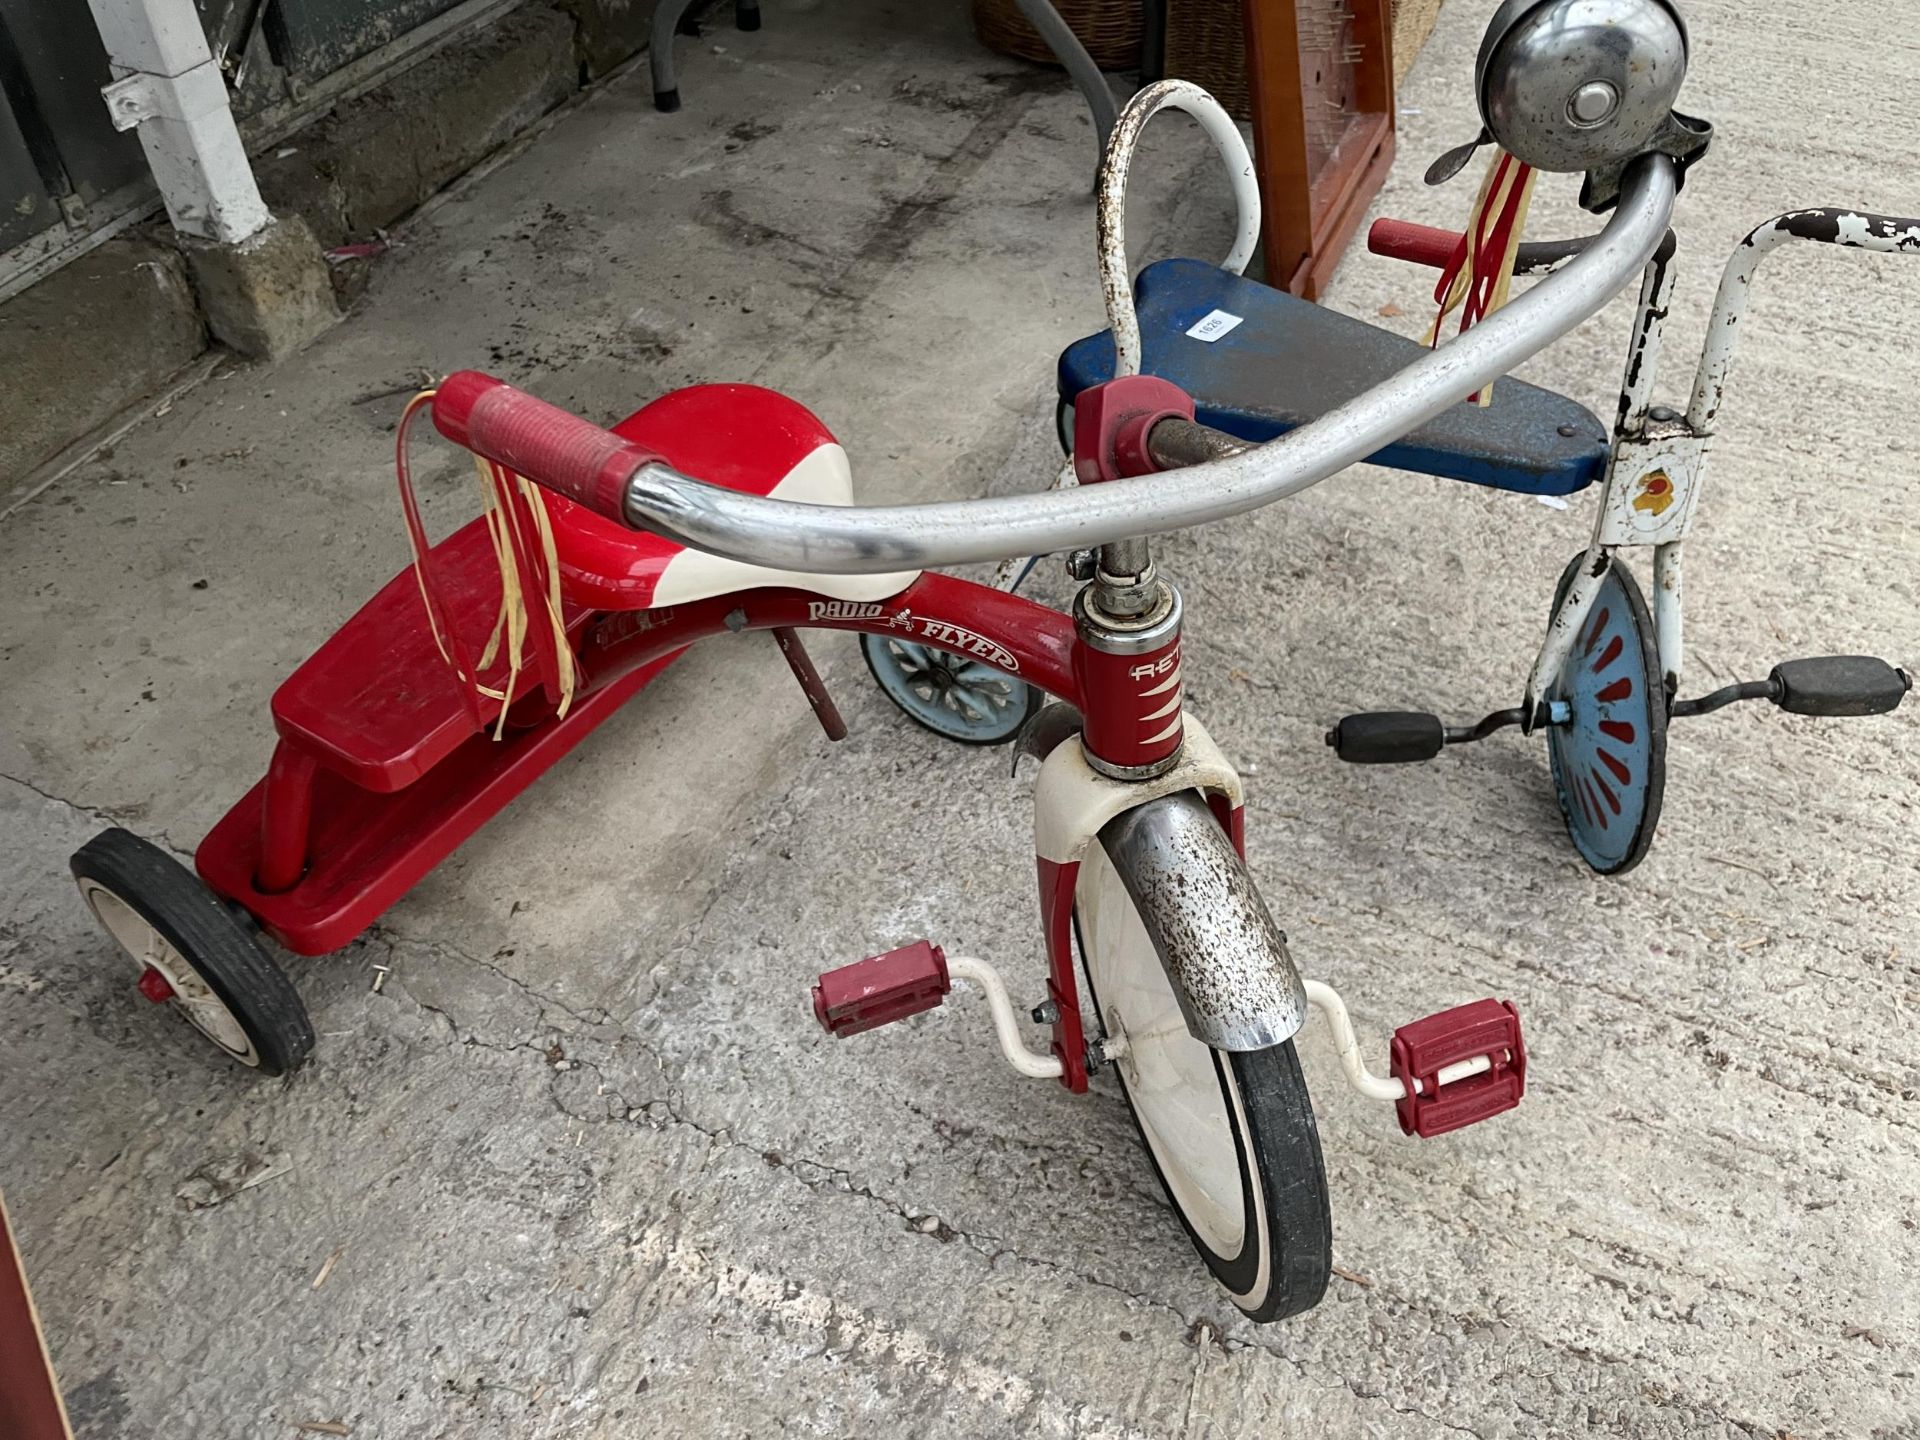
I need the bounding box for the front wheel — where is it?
[1544,555,1667,875]
[1075,801,1331,1321]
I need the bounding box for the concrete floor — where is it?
[2,0,1916,1435]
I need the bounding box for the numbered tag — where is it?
[1185,309,1244,343]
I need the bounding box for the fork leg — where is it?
[772,628,848,741]
[1654,541,1684,703]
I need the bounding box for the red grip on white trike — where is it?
[431,371,662,524]
[1367,217,1462,271]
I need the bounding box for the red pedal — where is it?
[1390,999,1526,1138]
[812,940,951,1038]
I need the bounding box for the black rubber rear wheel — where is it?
[71,828,314,1076]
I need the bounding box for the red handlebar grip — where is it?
[1368,217,1464,272]
[432,370,660,524]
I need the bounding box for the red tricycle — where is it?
[72,354,1540,1322]
[69,380,1006,1072]
[73,0,1827,1322]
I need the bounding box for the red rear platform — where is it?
[197,507,678,955]
[270,517,580,792]
[190,383,926,957]
[198,654,673,955]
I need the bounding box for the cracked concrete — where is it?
[1,0,1917,1436]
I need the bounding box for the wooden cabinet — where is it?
[1241,0,1397,299]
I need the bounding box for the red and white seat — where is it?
[545,383,918,610]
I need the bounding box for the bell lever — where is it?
[1425,129,1492,186]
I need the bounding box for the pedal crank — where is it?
[811,941,1064,1079]
[1330,654,1911,765]
[1671,656,1911,720]
[1303,979,1526,1138]
[1326,701,1569,764]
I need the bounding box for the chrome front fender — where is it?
[1029,714,1305,1054]
[1097,792,1307,1052]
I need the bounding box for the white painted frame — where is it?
[1524,207,1920,717]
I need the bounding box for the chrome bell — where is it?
[1431,0,1711,211]
[1478,0,1697,168]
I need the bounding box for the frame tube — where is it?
[581,573,1081,707]
[1689,208,1920,432]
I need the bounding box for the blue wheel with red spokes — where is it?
[1545,557,1667,875]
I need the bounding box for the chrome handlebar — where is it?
[616,157,1678,574]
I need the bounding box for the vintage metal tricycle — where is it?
[1038,1,1915,875]
[71,0,1909,1323]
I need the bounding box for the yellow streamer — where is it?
[1426,152,1539,407]
[395,389,578,740]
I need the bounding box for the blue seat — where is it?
[1057,258,1610,497]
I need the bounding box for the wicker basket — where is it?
[973,0,1143,72]
[1391,0,1444,83]
[1161,0,1248,117]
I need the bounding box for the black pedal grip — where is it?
[1770,657,1911,717]
[1329,711,1446,764]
